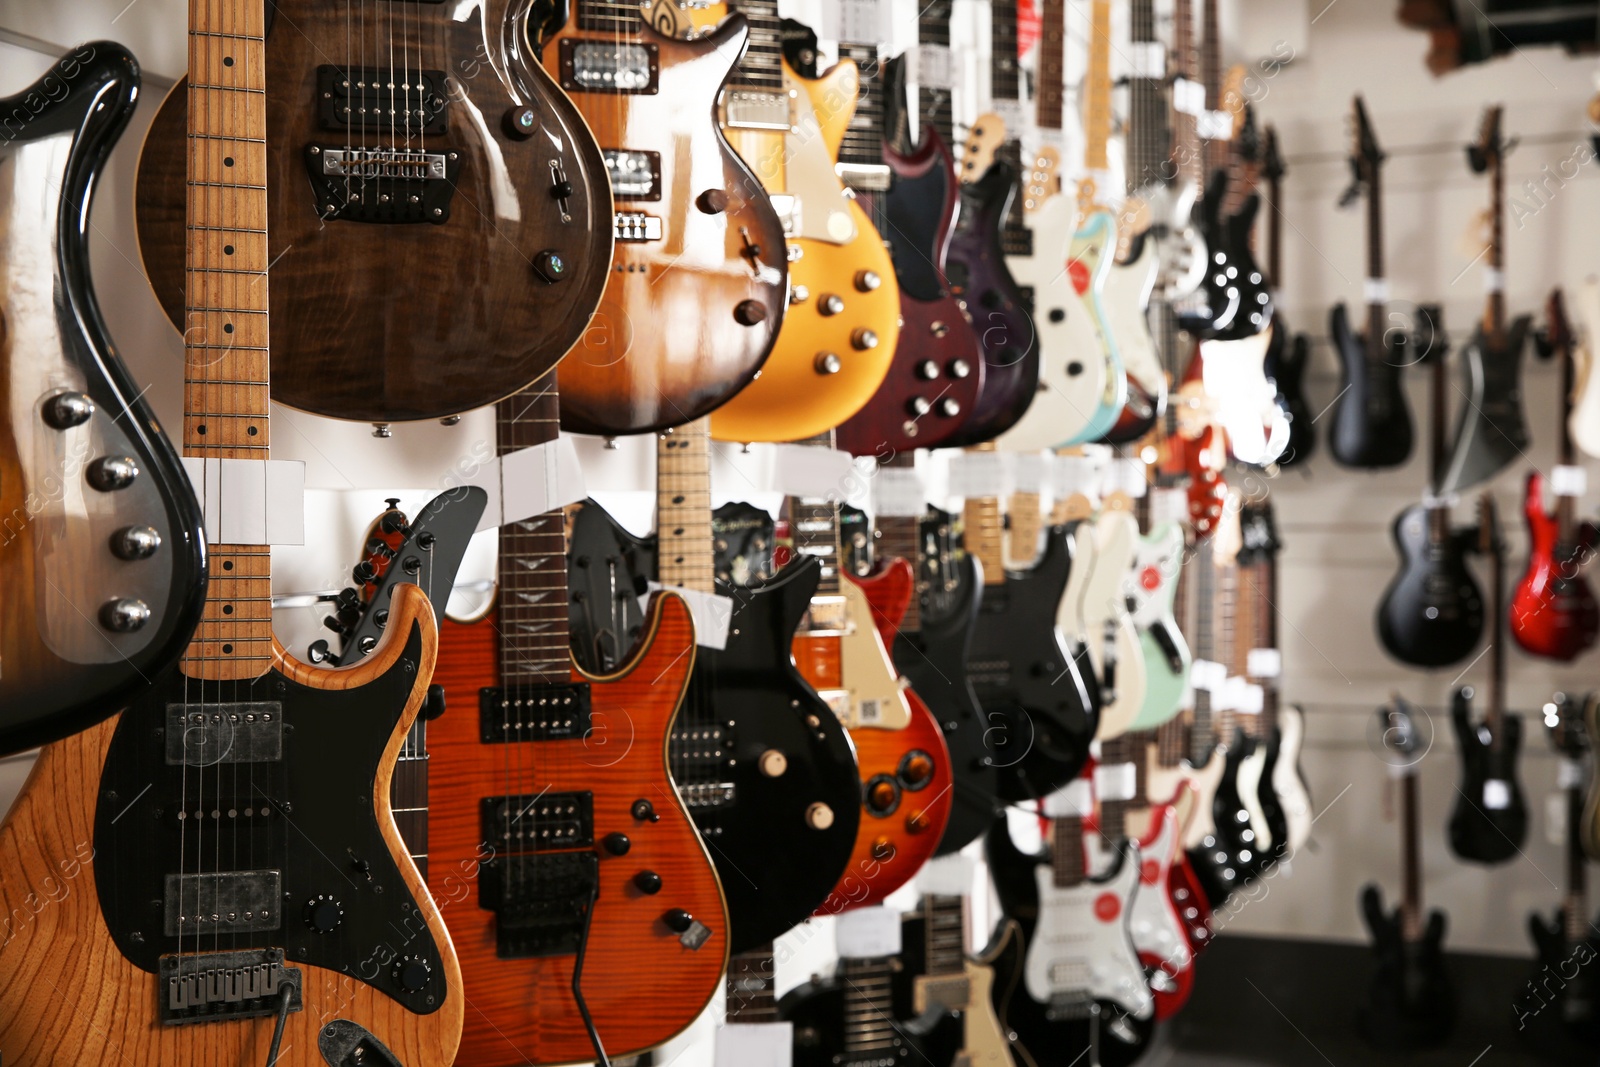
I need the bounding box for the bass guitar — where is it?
[1260,125,1315,467]
[0,43,206,755]
[134,0,613,423]
[1510,290,1599,660]
[1360,698,1454,1051]
[0,12,464,1057]
[1328,96,1413,469]
[540,0,788,435]
[1446,493,1529,865]
[1437,105,1531,496]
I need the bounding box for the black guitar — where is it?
[1259,126,1315,467]
[1360,698,1455,1051]
[1447,493,1529,864]
[0,44,207,754]
[1518,691,1600,1058]
[565,423,860,954]
[783,951,964,1067]
[1328,95,1414,470]
[1438,105,1531,496]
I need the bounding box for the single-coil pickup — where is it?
[479,683,593,742]
[614,213,663,242]
[316,65,449,134]
[481,791,594,852]
[163,870,282,937]
[159,948,301,1026]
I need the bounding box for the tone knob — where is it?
[100,598,150,633]
[734,299,768,326]
[936,398,961,417]
[947,359,971,379]
[789,285,811,305]
[906,397,931,417]
[850,328,878,351]
[915,360,939,380]
[871,837,896,861]
[696,189,729,214]
[110,525,162,561]
[503,106,538,139]
[805,802,835,830]
[42,391,94,429]
[758,749,788,778]
[854,270,881,292]
[814,353,842,376]
[304,895,344,933]
[392,955,432,993]
[633,870,663,894]
[898,750,934,788]
[818,294,844,316]
[603,832,632,856]
[662,908,695,934]
[866,776,899,815]
[87,455,139,491]
[532,249,568,284]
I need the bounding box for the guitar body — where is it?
[1075,511,1147,740]
[1510,471,1599,661]
[134,1,612,422]
[1169,852,1215,955]
[943,160,1041,446]
[1571,279,1600,460]
[430,592,728,1065]
[782,968,964,1067]
[1104,239,1166,444]
[1131,178,1206,301]
[1105,802,1194,1020]
[1128,524,1191,730]
[543,14,788,435]
[1237,732,1279,863]
[1585,694,1600,861]
[1518,912,1600,1055]
[1194,732,1263,905]
[837,127,984,454]
[1446,694,1527,865]
[1359,886,1454,1050]
[1199,329,1285,468]
[967,526,1099,801]
[1376,504,1485,667]
[566,502,862,952]
[711,59,901,443]
[1438,317,1533,495]
[1180,173,1271,341]
[0,44,207,754]
[0,585,461,1066]
[1265,316,1316,466]
[1062,210,1130,443]
[1327,304,1413,468]
[1267,705,1314,854]
[901,910,1026,1067]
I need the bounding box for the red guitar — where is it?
[1511,290,1599,661]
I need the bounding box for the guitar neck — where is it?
[1099,734,1130,840]
[840,956,899,1052]
[657,419,716,594]
[1035,0,1066,133]
[730,0,785,91]
[1364,162,1387,349]
[1127,0,1170,191]
[786,434,845,599]
[918,0,957,148]
[577,0,646,35]
[1567,781,1589,944]
[990,0,1021,106]
[1428,345,1449,491]
[1190,536,1217,753]
[1081,0,1113,180]
[1200,0,1222,178]
[878,453,922,631]
[182,0,274,682]
[1051,814,1088,888]
[726,944,780,1022]
[1485,151,1505,336]
[837,40,886,167]
[1401,770,1423,941]
[1487,534,1505,742]
[1171,0,1202,190]
[923,893,968,977]
[496,381,573,684]
[392,719,430,880]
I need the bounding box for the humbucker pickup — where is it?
[159,948,301,1026]
[560,41,659,95]
[164,870,282,937]
[166,702,283,765]
[604,149,661,200]
[615,213,663,242]
[724,89,790,131]
[316,66,449,135]
[306,145,461,224]
[481,791,594,852]
[479,682,593,742]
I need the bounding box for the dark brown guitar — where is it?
[134,0,613,423]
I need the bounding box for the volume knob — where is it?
[87,455,139,491]
[634,870,663,894]
[304,895,344,933]
[392,955,432,993]
[41,391,93,429]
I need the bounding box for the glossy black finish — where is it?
[565,501,860,953]
[1376,504,1485,668]
[1446,690,1527,864]
[1193,731,1268,907]
[1519,910,1600,1058]
[1179,169,1272,341]
[1437,318,1533,495]
[965,526,1099,802]
[93,623,447,1015]
[781,969,963,1067]
[1358,885,1454,1050]
[1327,303,1413,469]
[0,43,206,755]
[1255,726,1294,867]
[1266,319,1316,467]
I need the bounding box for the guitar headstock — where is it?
[1024,146,1062,213]
[1351,95,1384,179]
[1466,104,1504,175]
[1539,288,1573,360]
[961,113,1007,183]
[1237,500,1280,566]
[1546,691,1588,761]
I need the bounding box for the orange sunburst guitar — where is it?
[0,4,463,1063]
[701,0,903,443]
[427,378,728,1067]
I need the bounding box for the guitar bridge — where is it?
[479,852,600,958]
[158,948,301,1025]
[306,145,461,224]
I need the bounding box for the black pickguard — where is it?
[1438,318,1532,496]
[965,526,1098,802]
[1446,692,1527,864]
[782,970,964,1067]
[0,43,206,754]
[1358,886,1455,1050]
[1179,169,1272,341]
[566,501,861,953]
[93,623,447,1017]
[1376,504,1485,668]
[1327,303,1413,469]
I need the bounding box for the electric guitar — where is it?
[1328,96,1413,470]
[428,383,729,1067]
[1360,698,1454,1051]
[0,12,464,1059]
[564,422,861,955]
[1126,519,1191,731]
[0,43,207,755]
[1058,492,1148,743]
[902,891,1032,1067]
[539,0,789,435]
[1569,278,1600,459]
[1143,721,1217,955]
[1437,105,1531,496]
[706,0,902,443]
[1446,493,1529,866]
[1510,290,1599,660]
[1260,126,1315,467]
[134,0,614,423]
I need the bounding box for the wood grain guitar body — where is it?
[0,585,462,1067]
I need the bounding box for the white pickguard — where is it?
[1236,735,1273,854]
[1093,806,1192,977]
[1572,278,1600,460]
[1125,523,1190,730]
[1026,843,1152,1019]
[1199,329,1288,467]
[1177,749,1226,850]
[1056,519,1098,651]
[812,583,912,731]
[1105,243,1164,403]
[1273,704,1313,853]
[1075,511,1146,740]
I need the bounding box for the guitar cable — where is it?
[264,983,293,1067]
[573,877,611,1067]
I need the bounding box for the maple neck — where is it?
[1200,0,1222,177]
[577,0,646,35]
[393,720,430,880]
[1011,492,1044,563]
[923,893,968,977]
[1485,152,1505,335]
[725,944,779,1023]
[840,956,898,1051]
[1127,0,1169,191]
[181,0,273,681]
[990,0,1021,103]
[495,381,571,683]
[962,447,1006,586]
[657,419,715,594]
[837,40,885,167]
[1400,770,1423,941]
[878,453,922,631]
[731,0,784,91]
[1035,0,1065,132]
[1050,814,1087,888]
[918,0,957,147]
[1082,0,1113,177]
[1171,0,1202,189]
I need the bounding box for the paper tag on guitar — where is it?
[1483,778,1512,810]
[947,450,1008,498]
[1172,77,1205,117]
[1558,756,1586,789]
[1197,109,1232,141]
[1011,452,1052,494]
[642,583,733,650]
[182,457,306,545]
[836,906,902,959]
[820,0,889,44]
[910,44,955,89]
[1552,464,1588,498]
[773,444,856,498]
[1043,778,1095,818]
[1095,762,1138,802]
[1189,658,1227,694]
[462,437,587,533]
[917,853,976,896]
[874,466,927,517]
[1126,41,1165,79]
[1547,793,1569,847]
[1247,648,1282,678]
[715,1023,793,1067]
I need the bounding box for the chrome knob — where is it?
[916,360,938,380]
[87,456,139,491]
[948,359,972,379]
[42,391,94,430]
[937,398,961,417]
[110,525,162,560]
[907,397,931,416]
[789,285,810,305]
[100,597,151,633]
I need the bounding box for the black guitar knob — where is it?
[603,832,631,856]
[734,299,768,326]
[503,106,538,139]
[304,895,344,933]
[631,799,659,822]
[633,870,663,894]
[662,908,694,933]
[392,955,432,993]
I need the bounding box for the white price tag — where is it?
[821,0,890,45]
[991,100,1025,139]
[948,450,1007,498]
[1552,464,1588,499]
[874,466,927,517]
[773,444,855,498]
[1172,77,1205,117]
[1197,109,1232,141]
[1044,778,1095,819]
[1108,458,1148,499]
[917,853,976,896]
[1095,761,1138,802]
[716,1022,793,1067]
[1484,267,1505,294]
[1547,792,1569,848]
[1483,778,1512,811]
[1236,683,1264,715]
[911,44,955,89]
[1051,453,1103,498]
[642,583,733,650]
[1012,452,1051,494]
[1219,676,1252,713]
[1247,648,1282,679]
[1364,278,1390,304]
[1558,756,1587,789]
[460,437,587,534]
[182,457,306,545]
[836,905,902,959]
[1190,659,1226,694]
[1149,487,1187,527]
[1127,42,1165,79]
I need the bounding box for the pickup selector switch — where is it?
[633,870,663,894]
[631,798,659,822]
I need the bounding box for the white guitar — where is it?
[1074,507,1147,742]
[1126,521,1191,730]
[1104,222,1168,434]
[1273,704,1313,853]
[1569,276,1600,459]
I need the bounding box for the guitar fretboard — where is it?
[657,419,716,594]
[837,41,885,168]
[918,0,956,148]
[730,0,785,91]
[1082,0,1113,177]
[1200,0,1223,178]
[923,893,968,976]
[725,944,779,1022]
[961,446,1007,587]
[577,0,644,33]
[495,381,572,683]
[840,956,898,1051]
[1051,814,1087,888]
[1189,535,1217,759]
[1171,0,1203,190]
[877,453,922,631]
[1127,0,1171,192]
[393,720,429,879]
[785,433,845,598]
[1035,0,1065,133]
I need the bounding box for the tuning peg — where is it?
[380,511,411,537]
[307,639,338,666]
[352,560,378,584]
[323,615,349,636]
